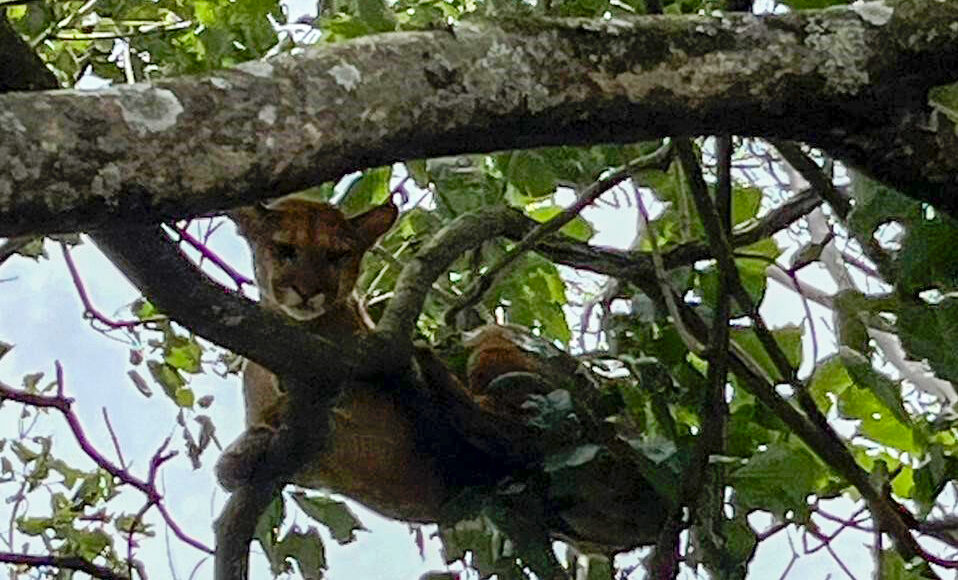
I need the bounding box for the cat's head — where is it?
[232,198,397,322]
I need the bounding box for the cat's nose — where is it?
[279,287,304,307]
[307,293,326,312]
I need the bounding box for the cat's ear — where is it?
[351,202,398,246]
[229,204,270,237]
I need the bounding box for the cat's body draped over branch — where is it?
[214,198,671,554]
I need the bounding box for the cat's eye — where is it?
[274,243,297,261]
[326,249,351,263]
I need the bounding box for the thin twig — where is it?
[61,242,154,329]
[635,182,706,355]
[444,140,672,323]
[172,226,253,290]
[649,137,732,580]
[102,407,128,471]
[0,365,213,555]
[675,140,929,566]
[53,20,192,41]
[0,552,128,580]
[771,141,893,277]
[29,0,100,48]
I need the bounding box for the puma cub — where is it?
[230,198,447,521]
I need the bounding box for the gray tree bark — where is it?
[1,0,958,237]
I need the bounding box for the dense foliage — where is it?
[1,0,957,579]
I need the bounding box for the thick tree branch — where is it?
[214,485,280,580]
[676,140,927,563]
[376,206,530,346]
[443,140,672,323]
[89,228,368,389]
[2,0,958,237]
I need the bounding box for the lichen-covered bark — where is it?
[1,0,957,237]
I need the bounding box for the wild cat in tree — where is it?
[216,196,669,553]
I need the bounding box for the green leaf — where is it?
[878,550,933,580]
[147,360,186,401]
[847,172,921,239]
[22,371,45,392]
[730,442,824,520]
[626,436,677,464]
[339,166,393,217]
[930,82,958,122]
[115,514,154,536]
[16,238,46,259]
[132,299,159,320]
[505,151,558,199]
[544,444,601,472]
[440,514,523,579]
[322,13,376,41]
[49,459,85,489]
[552,0,610,17]
[832,290,872,352]
[428,155,505,215]
[356,0,397,32]
[493,254,572,343]
[272,527,327,579]
[839,348,910,424]
[701,238,779,316]
[898,297,958,384]
[583,555,612,580]
[912,446,956,514]
[808,355,852,412]
[781,0,848,8]
[722,515,759,573]
[405,159,430,188]
[899,213,958,293]
[72,528,112,561]
[255,494,287,574]
[174,387,195,408]
[17,517,52,536]
[0,341,12,362]
[834,349,922,454]
[527,206,595,242]
[729,325,803,383]
[290,492,366,545]
[165,336,203,374]
[731,186,762,226]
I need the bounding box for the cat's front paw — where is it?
[214,425,277,491]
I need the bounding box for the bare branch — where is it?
[772,141,893,276]
[61,242,153,330]
[0,364,213,556]
[676,139,929,565]
[375,206,531,347]
[171,225,253,290]
[0,552,129,580]
[443,140,673,323]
